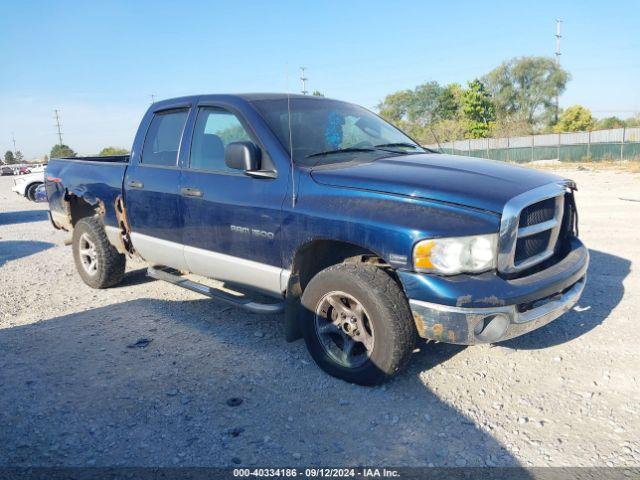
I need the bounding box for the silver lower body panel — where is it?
[128,232,289,298]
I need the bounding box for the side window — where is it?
[190,107,252,171]
[141,109,188,166]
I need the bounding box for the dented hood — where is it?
[310,153,565,213]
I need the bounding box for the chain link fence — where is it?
[425,127,640,162]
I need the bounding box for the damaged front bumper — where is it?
[409,277,585,344]
[399,237,589,345]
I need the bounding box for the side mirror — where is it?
[225,141,261,171]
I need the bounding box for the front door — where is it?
[125,107,190,270]
[179,105,288,297]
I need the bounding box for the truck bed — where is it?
[45,156,129,232]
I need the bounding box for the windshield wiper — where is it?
[374,142,423,151]
[306,147,376,158]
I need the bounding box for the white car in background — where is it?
[11,171,45,201]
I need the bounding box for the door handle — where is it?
[127,179,144,189]
[181,187,203,198]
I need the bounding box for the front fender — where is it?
[282,173,500,271]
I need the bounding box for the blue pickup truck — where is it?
[46,94,588,385]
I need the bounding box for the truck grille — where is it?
[515,230,552,262]
[498,183,568,275]
[514,196,564,266]
[519,197,556,227]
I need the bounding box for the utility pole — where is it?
[54,109,64,145]
[554,19,562,125]
[11,132,16,153]
[300,67,308,95]
[150,94,156,104]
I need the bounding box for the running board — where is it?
[147,267,285,314]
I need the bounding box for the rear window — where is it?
[141,109,188,166]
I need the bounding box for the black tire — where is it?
[300,263,417,385]
[26,183,41,201]
[72,217,126,289]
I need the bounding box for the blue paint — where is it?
[45,94,584,308]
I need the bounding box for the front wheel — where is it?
[300,263,417,385]
[72,217,126,289]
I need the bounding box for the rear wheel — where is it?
[72,217,125,288]
[300,263,417,385]
[26,183,41,201]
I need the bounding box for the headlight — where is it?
[413,233,498,275]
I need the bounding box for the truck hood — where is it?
[310,153,566,213]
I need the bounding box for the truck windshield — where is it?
[251,98,425,166]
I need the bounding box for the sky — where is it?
[1,0,638,159]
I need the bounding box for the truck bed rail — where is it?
[54,155,130,163]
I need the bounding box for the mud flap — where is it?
[284,273,303,342]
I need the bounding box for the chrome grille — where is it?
[498,183,567,274]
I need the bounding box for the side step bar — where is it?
[147,267,285,315]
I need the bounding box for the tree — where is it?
[4,151,15,164]
[461,80,495,138]
[98,147,129,156]
[626,115,640,127]
[379,81,490,142]
[50,144,76,158]
[378,56,572,142]
[554,105,594,132]
[312,90,325,97]
[482,56,570,128]
[378,81,465,129]
[490,116,532,138]
[14,151,24,163]
[435,83,463,121]
[595,116,625,130]
[378,89,414,123]
[218,125,249,144]
[425,118,469,145]
[408,81,444,126]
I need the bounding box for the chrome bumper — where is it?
[409,276,586,345]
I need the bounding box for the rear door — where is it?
[124,105,192,269]
[179,103,288,297]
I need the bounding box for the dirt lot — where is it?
[1,168,639,468]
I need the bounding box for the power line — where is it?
[300,67,308,95]
[53,109,64,145]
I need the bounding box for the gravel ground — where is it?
[0,168,639,468]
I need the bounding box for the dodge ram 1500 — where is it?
[46,94,588,385]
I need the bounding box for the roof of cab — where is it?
[153,93,341,106]
[233,93,333,101]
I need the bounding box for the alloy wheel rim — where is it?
[78,233,99,276]
[314,291,375,368]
